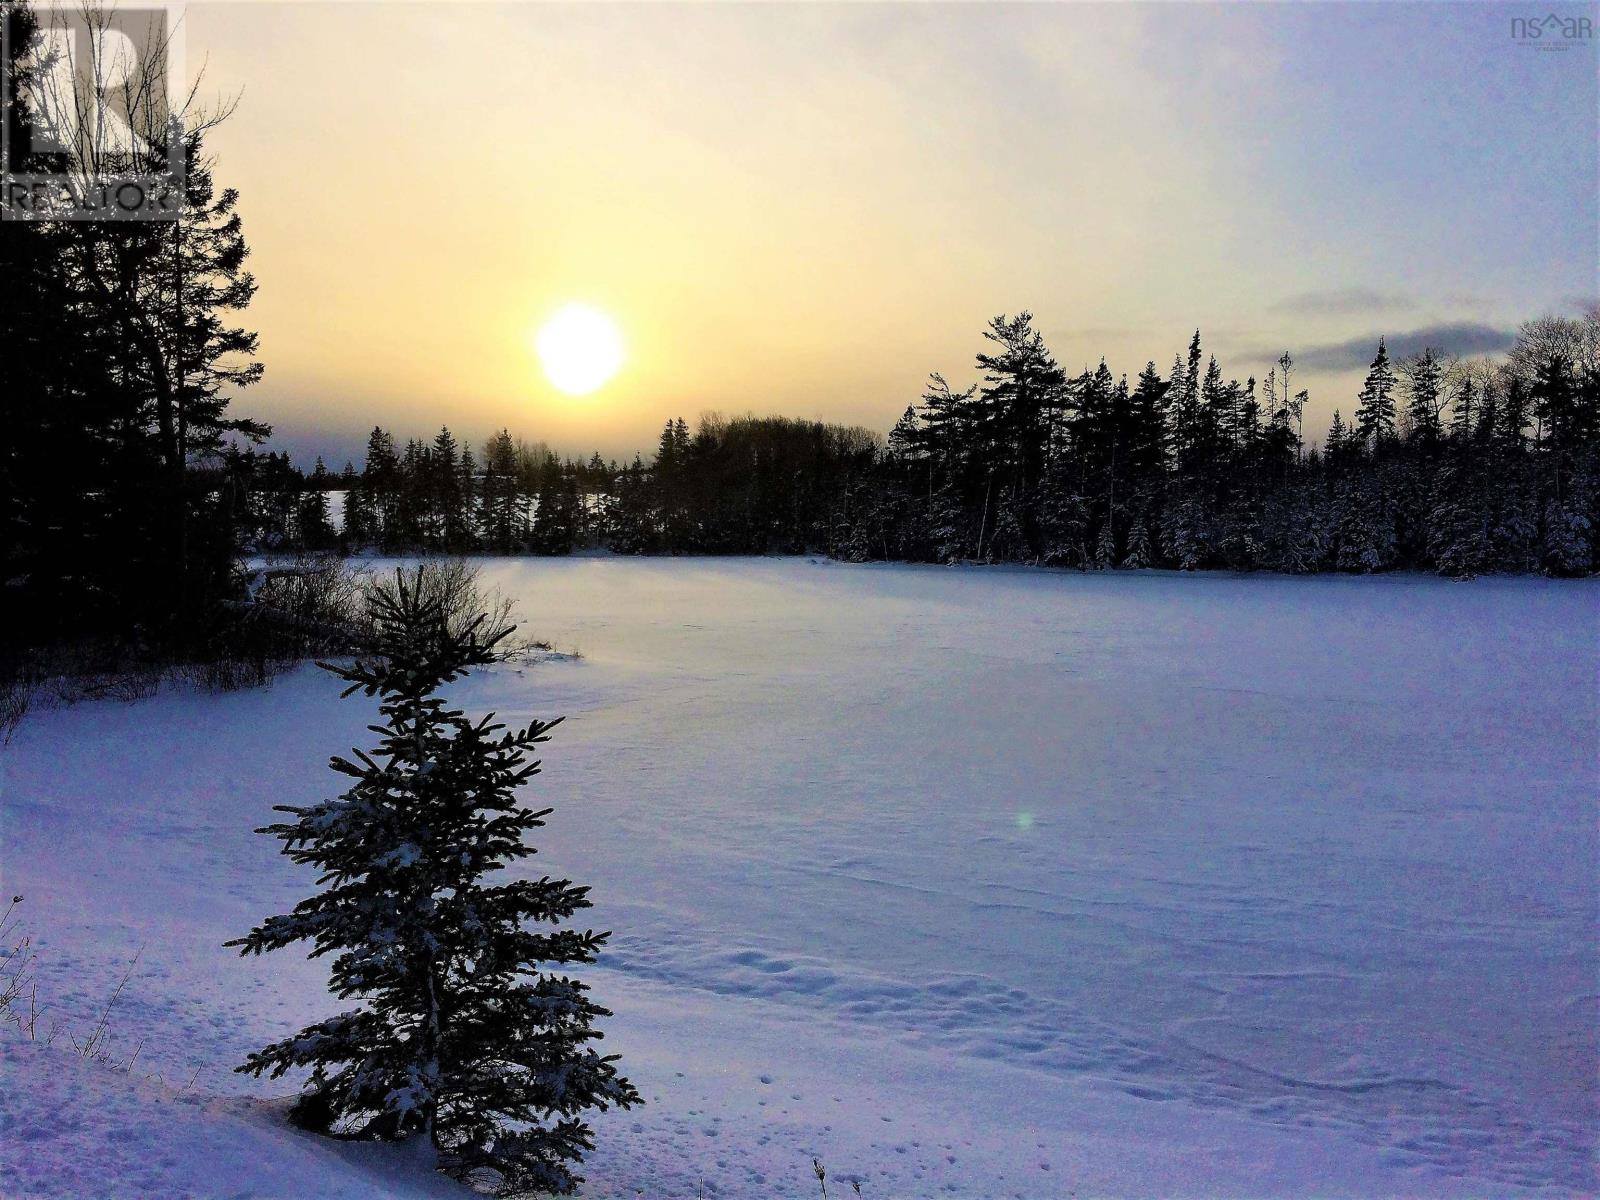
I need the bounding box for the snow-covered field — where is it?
[2,559,1595,1198]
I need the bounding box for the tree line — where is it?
[256,311,1598,578]
[851,311,1598,577]
[245,413,881,558]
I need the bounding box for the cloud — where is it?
[1291,322,1517,371]
[1274,288,1415,316]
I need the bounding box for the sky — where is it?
[184,1,1599,468]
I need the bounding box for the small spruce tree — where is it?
[228,568,638,1195]
[1094,512,1118,569]
[1122,512,1152,569]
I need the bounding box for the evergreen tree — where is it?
[1260,484,1328,574]
[229,570,638,1194]
[1334,471,1398,572]
[577,452,609,547]
[1325,409,1350,462]
[1164,349,1192,467]
[299,458,337,551]
[481,430,525,553]
[339,461,372,549]
[1198,357,1231,461]
[1168,333,1205,474]
[1094,510,1118,569]
[1126,362,1170,480]
[1354,339,1398,451]
[605,455,656,554]
[531,457,578,555]
[974,312,1068,552]
[1123,512,1153,569]
[1541,489,1592,576]
[2,5,267,646]
[362,427,400,549]
[653,420,693,550]
[391,439,429,549]
[1532,354,1583,451]
[916,374,977,495]
[1403,348,1445,446]
[456,443,479,549]
[926,487,969,563]
[1160,495,1206,571]
[429,427,470,551]
[886,406,922,465]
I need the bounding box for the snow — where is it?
[2,559,1595,1198]
[0,1042,464,1200]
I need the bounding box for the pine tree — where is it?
[1532,354,1583,450]
[1325,409,1350,462]
[606,455,657,554]
[974,312,1068,550]
[1126,362,1170,480]
[531,457,578,555]
[1169,333,1206,475]
[362,427,400,549]
[339,462,372,549]
[429,427,468,551]
[481,430,525,553]
[2,7,267,644]
[1164,349,1191,467]
[917,374,977,494]
[1354,339,1398,451]
[1334,471,1397,572]
[299,458,337,551]
[1094,512,1117,569]
[1542,492,1592,576]
[229,570,638,1195]
[886,406,922,464]
[578,452,609,546]
[1403,348,1444,446]
[926,487,968,563]
[986,487,1027,561]
[393,439,430,549]
[1427,460,1493,578]
[456,444,479,550]
[1123,513,1152,569]
[1260,485,1328,574]
[1160,494,1206,571]
[1199,357,1231,460]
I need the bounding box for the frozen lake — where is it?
[3,559,1596,1197]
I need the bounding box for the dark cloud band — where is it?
[1289,322,1516,370]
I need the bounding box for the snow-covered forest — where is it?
[242,314,1600,578]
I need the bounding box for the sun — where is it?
[535,303,624,396]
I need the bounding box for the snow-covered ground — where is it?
[2,559,1595,1198]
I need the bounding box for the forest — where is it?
[242,312,1599,580]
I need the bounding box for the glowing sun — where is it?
[535,303,624,396]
